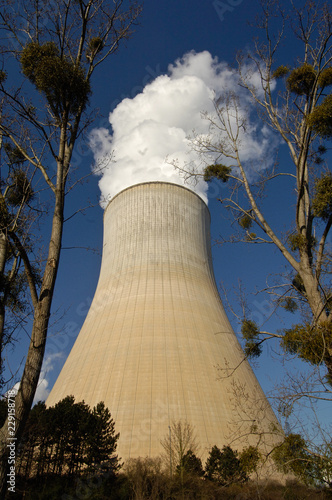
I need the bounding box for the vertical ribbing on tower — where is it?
[47,182,281,461]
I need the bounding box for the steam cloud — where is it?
[90,51,275,206]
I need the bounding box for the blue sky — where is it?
[5,0,331,438]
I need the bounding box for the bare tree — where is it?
[124,457,167,500]
[160,420,199,479]
[0,0,142,492]
[182,1,332,394]
[0,138,35,381]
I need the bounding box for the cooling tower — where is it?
[47,182,281,461]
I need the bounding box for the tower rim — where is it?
[103,181,209,218]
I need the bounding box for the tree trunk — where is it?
[299,259,332,379]
[0,189,64,496]
[0,232,7,386]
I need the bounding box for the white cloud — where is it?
[3,352,63,405]
[90,50,278,206]
[33,352,63,403]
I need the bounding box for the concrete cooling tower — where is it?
[47,181,281,461]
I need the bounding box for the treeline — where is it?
[0,397,330,499]
[0,395,120,497]
[18,396,120,479]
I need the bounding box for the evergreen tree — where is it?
[86,401,120,471]
[177,449,204,477]
[205,445,248,486]
[16,397,120,482]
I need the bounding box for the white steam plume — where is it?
[90,51,275,206]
